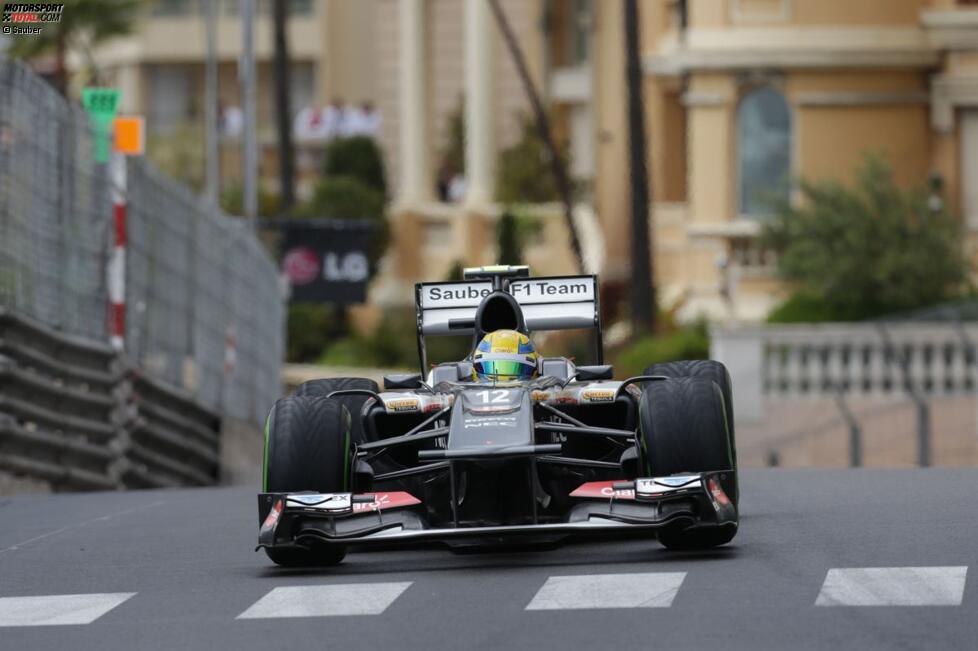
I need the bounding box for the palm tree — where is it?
[7,0,142,96]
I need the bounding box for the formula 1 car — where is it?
[258,266,738,566]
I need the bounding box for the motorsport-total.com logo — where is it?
[1,3,63,35]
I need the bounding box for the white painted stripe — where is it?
[0,593,135,626]
[237,582,412,619]
[816,567,967,606]
[525,572,686,610]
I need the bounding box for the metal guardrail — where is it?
[0,308,221,491]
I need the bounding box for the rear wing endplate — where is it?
[414,274,603,371]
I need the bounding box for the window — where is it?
[148,65,192,133]
[737,86,791,217]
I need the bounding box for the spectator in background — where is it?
[323,97,347,140]
[345,101,381,139]
[293,103,328,141]
[447,172,466,203]
[220,103,243,138]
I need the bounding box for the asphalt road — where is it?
[0,469,976,650]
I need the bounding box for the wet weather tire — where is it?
[262,396,351,567]
[638,375,737,550]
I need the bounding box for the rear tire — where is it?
[294,377,379,444]
[639,376,737,550]
[262,396,351,566]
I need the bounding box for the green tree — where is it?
[496,114,568,204]
[495,209,542,266]
[7,0,142,96]
[323,136,387,196]
[762,153,970,321]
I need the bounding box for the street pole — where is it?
[241,0,258,230]
[204,0,219,205]
[624,0,655,333]
[272,0,295,213]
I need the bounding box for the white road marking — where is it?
[0,501,165,554]
[237,582,413,619]
[0,593,136,626]
[816,567,967,606]
[525,572,687,610]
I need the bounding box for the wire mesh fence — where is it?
[0,56,284,425]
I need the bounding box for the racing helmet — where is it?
[472,330,539,382]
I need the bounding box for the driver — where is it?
[472,329,539,382]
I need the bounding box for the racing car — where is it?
[258,265,738,566]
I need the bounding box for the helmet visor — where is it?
[474,360,534,380]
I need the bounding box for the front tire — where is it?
[639,375,737,550]
[262,396,351,566]
[294,377,379,444]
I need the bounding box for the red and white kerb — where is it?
[108,152,127,350]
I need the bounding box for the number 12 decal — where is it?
[475,390,509,404]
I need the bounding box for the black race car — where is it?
[258,266,737,566]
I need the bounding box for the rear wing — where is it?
[414,273,603,371]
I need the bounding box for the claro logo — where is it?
[283,248,368,285]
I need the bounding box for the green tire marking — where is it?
[342,409,352,491]
[261,410,272,492]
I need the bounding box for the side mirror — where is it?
[576,365,614,381]
[383,373,423,390]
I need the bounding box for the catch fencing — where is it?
[0,56,284,489]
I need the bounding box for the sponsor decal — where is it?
[463,415,518,429]
[635,476,701,496]
[261,498,284,532]
[509,277,595,305]
[653,475,701,487]
[570,480,636,500]
[352,492,421,513]
[582,389,615,403]
[707,476,731,507]
[387,398,420,413]
[530,390,552,402]
[420,281,493,308]
[286,493,353,513]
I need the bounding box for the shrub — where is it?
[761,153,970,321]
[612,326,710,378]
[323,136,387,196]
[767,291,841,323]
[496,114,569,204]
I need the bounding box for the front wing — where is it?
[256,471,737,552]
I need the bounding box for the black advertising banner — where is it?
[279,220,373,304]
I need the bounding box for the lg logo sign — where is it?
[283,247,368,285]
[323,252,368,282]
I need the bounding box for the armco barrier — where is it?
[0,308,222,491]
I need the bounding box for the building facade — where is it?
[77,1,978,324]
[383,0,978,324]
[92,0,379,190]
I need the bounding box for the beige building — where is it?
[87,1,978,324]
[92,0,379,188]
[383,0,978,324]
